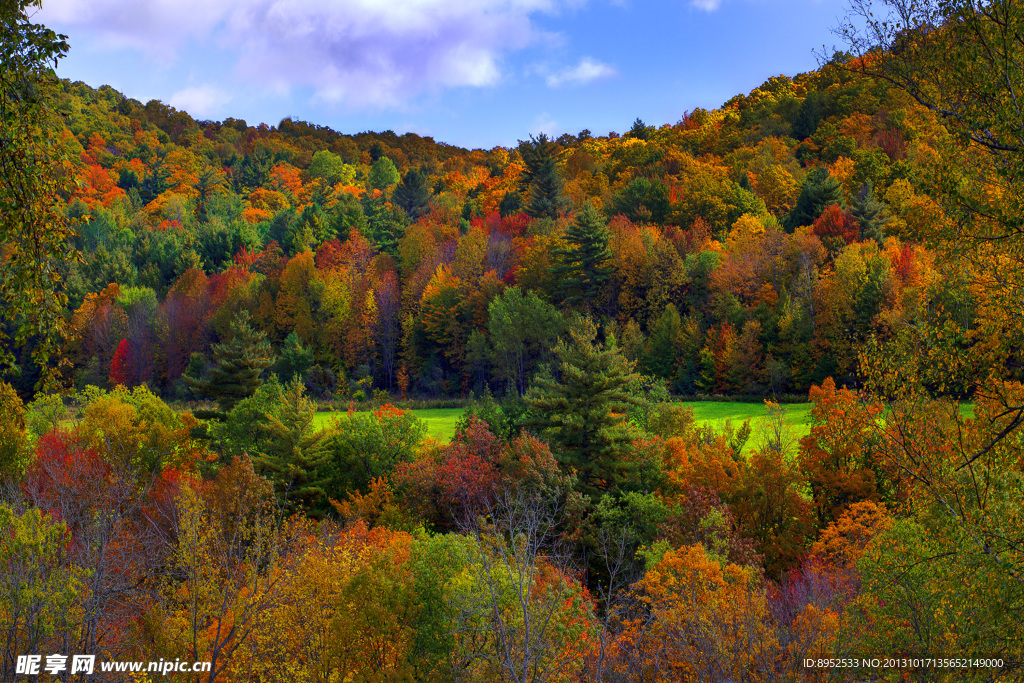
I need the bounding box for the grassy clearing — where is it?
[313,408,464,443]
[312,402,814,446]
[682,401,814,449]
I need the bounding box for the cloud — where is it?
[38,0,567,108]
[545,57,616,87]
[530,112,559,137]
[690,0,723,10]
[169,85,230,118]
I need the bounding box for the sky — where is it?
[35,0,851,150]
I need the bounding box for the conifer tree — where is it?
[525,157,567,220]
[850,181,890,244]
[392,167,431,220]
[785,166,843,232]
[254,379,330,516]
[362,193,405,258]
[274,331,314,382]
[186,310,273,415]
[518,133,566,220]
[498,190,522,217]
[526,316,639,498]
[642,304,683,379]
[551,203,613,310]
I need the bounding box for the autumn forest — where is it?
[1,0,1023,681]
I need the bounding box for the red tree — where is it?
[109,338,131,386]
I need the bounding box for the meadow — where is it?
[313,401,815,447]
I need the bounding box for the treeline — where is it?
[2,58,981,402]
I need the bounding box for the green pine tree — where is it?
[392,167,431,220]
[498,190,522,217]
[254,379,331,516]
[551,203,613,310]
[526,316,639,498]
[525,157,567,220]
[362,193,405,258]
[186,310,273,415]
[850,181,890,245]
[785,166,844,232]
[274,331,314,382]
[641,304,683,379]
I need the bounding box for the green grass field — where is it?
[683,401,814,447]
[312,402,814,446]
[313,408,464,443]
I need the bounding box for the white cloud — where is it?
[690,0,723,10]
[169,85,230,118]
[530,112,559,137]
[545,56,616,87]
[38,0,569,108]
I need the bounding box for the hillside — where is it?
[16,61,966,406]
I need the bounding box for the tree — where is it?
[368,156,400,191]
[0,504,84,680]
[525,157,567,220]
[274,330,314,382]
[254,379,331,515]
[363,193,405,258]
[518,133,566,220]
[551,203,613,311]
[108,338,131,386]
[849,181,889,244]
[156,465,283,683]
[798,378,887,528]
[186,310,273,415]
[392,167,431,219]
[837,0,1024,405]
[784,166,843,231]
[611,176,671,224]
[451,491,596,683]
[487,286,563,396]
[0,0,80,388]
[0,380,26,479]
[308,149,353,186]
[526,316,639,497]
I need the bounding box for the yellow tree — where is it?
[155,459,283,683]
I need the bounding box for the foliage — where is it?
[253,378,331,515]
[187,310,273,414]
[551,203,613,311]
[0,380,27,478]
[526,316,639,498]
[0,0,80,388]
[0,504,85,680]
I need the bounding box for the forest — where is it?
[1,0,1023,680]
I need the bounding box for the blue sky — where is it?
[36,0,849,149]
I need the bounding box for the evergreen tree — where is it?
[525,157,567,220]
[850,181,890,245]
[254,379,330,516]
[642,304,683,379]
[499,190,522,217]
[186,310,273,415]
[551,203,613,310]
[362,193,405,258]
[517,133,557,195]
[392,167,431,219]
[274,331,314,382]
[792,92,823,141]
[785,166,844,232]
[526,316,639,498]
[517,133,567,220]
[627,117,652,140]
